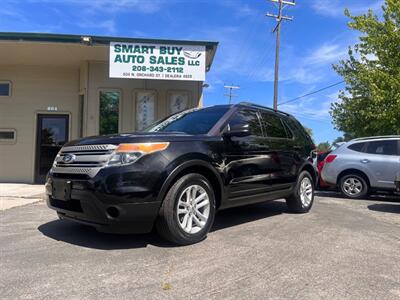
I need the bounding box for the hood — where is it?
[64,131,215,147]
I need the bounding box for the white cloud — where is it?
[311,0,384,18]
[278,87,344,123]
[0,0,167,36]
[0,3,62,32]
[283,39,350,85]
[79,19,116,35]
[305,43,347,65]
[219,1,260,17]
[23,0,165,14]
[0,3,29,23]
[280,98,332,121]
[79,0,164,14]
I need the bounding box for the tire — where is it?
[339,174,368,199]
[286,170,315,213]
[156,173,216,245]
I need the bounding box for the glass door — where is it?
[35,114,69,183]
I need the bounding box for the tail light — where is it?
[325,154,337,163]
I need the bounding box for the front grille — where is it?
[49,197,83,212]
[52,144,117,178]
[52,173,90,180]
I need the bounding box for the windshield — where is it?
[144,106,230,135]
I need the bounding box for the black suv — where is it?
[46,103,316,245]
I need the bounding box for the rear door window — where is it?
[260,112,288,139]
[348,142,366,152]
[365,140,399,156]
[228,109,263,136]
[282,120,293,139]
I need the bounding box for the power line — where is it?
[235,14,266,63]
[246,34,276,82]
[278,80,345,106]
[266,0,295,110]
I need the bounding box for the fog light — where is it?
[106,206,120,219]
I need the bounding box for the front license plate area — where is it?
[52,180,71,201]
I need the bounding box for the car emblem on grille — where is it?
[62,154,76,164]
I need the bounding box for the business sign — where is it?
[109,42,206,81]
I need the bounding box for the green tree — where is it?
[317,141,331,152]
[332,136,345,145]
[330,0,400,138]
[303,126,313,138]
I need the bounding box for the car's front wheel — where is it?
[286,170,315,213]
[156,173,216,245]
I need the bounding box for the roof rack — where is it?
[352,135,400,141]
[237,102,291,117]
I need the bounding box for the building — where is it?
[0,32,218,183]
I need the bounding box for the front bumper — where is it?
[45,173,162,234]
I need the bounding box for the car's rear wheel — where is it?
[339,174,368,199]
[286,170,315,213]
[156,173,216,245]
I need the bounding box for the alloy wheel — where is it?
[177,185,210,234]
[299,176,313,207]
[343,177,363,196]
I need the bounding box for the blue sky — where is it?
[1,0,384,143]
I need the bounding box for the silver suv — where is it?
[321,136,400,198]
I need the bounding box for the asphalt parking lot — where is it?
[1,193,399,299]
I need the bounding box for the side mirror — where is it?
[223,124,251,137]
[310,150,318,160]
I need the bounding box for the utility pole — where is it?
[224,84,240,104]
[266,0,295,110]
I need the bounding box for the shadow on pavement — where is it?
[368,203,400,214]
[316,191,400,202]
[38,220,169,250]
[212,200,286,232]
[38,200,287,250]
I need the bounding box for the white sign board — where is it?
[109,42,206,81]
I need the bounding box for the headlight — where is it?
[52,150,62,167]
[106,142,169,167]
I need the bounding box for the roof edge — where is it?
[0,32,219,71]
[0,32,218,47]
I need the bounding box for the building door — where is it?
[35,114,69,183]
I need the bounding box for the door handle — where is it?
[360,159,370,164]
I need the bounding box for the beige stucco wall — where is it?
[0,61,204,183]
[0,65,80,183]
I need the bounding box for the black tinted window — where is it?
[317,151,330,162]
[0,131,15,140]
[145,106,229,135]
[0,83,10,96]
[365,140,398,155]
[285,118,307,140]
[282,120,293,139]
[228,109,263,136]
[260,112,287,138]
[348,142,366,152]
